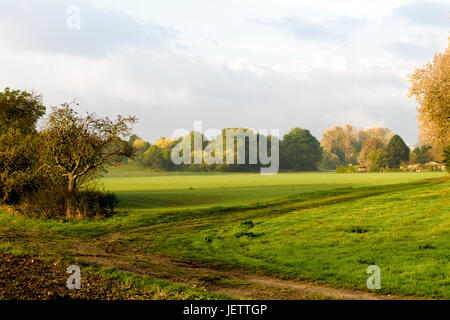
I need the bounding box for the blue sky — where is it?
[0,0,448,144]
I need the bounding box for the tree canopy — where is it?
[408,38,450,161]
[0,87,45,134]
[280,128,322,171]
[386,135,410,168]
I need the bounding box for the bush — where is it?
[75,190,119,219]
[19,184,118,219]
[336,165,358,173]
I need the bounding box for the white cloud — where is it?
[0,0,448,145]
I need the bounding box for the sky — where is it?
[0,0,448,144]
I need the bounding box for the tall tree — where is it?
[408,38,450,161]
[281,128,322,171]
[386,135,410,168]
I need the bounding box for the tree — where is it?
[321,124,360,167]
[367,148,387,172]
[0,129,42,204]
[280,128,322,171]
[410,145,432,164]
[0,87,45,134]
[39,103,136,216]
[386,135,410,168]
[142,145,172,170]
[358,127,393,147]
[0,88,46,204]
[408,38,450,161]
[131,137,151,164]
[357,137,386,168]
[443,145,450,173]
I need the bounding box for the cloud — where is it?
[251,15,367,42]
[393,1,450,28]
[384,41,436,59]
[1,0,442,146]
[0,0,176,57]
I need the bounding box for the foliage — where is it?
[142,145,172,170]
[443,145,450,173]
[357,137,385,169]
[367,148,387,172]
[408,38,450,161]
[0,87,45,134]
[0,129,42,204]
[280,128,322,171]
[38,103,135,217]
[410,145,433,164]
[386,135,410,168]
[321,151,341,169]
[321,124,359,167]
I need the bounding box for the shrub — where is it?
[74,190,119,219]
[19,184,118,219]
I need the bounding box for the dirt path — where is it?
[69,240,415,300]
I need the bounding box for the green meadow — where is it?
[102,167,445,209]
[0,169,448,299]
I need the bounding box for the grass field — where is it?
[102,167,446,209]
[0,168,448,299]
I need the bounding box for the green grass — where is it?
[102,167,445,209]
[0,169,448,299]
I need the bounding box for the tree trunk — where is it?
[66,175,76,219]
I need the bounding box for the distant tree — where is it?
[0,87,45,134]
[321,124,360,167]
[443,145,450,173]
[386,135,410,168]
[280,128,322,171]
[358,127,393,147]
[408,38,449,161]
[39,103,135,216]
[320,151,341,170]
[410,145,432,164]
[357,137,385,168]
[142,145,172,170]
[367,148,387,172]
[132,137,151,164]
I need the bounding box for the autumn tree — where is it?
[358,127,393,147]
[357,137,386,171]
[40,103,136,216]
[321,124,360,168]
[408,38,450,161]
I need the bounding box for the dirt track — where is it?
[70,239,416,300]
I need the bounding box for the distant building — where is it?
[404,161,446,172]
[356,167,368,173]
